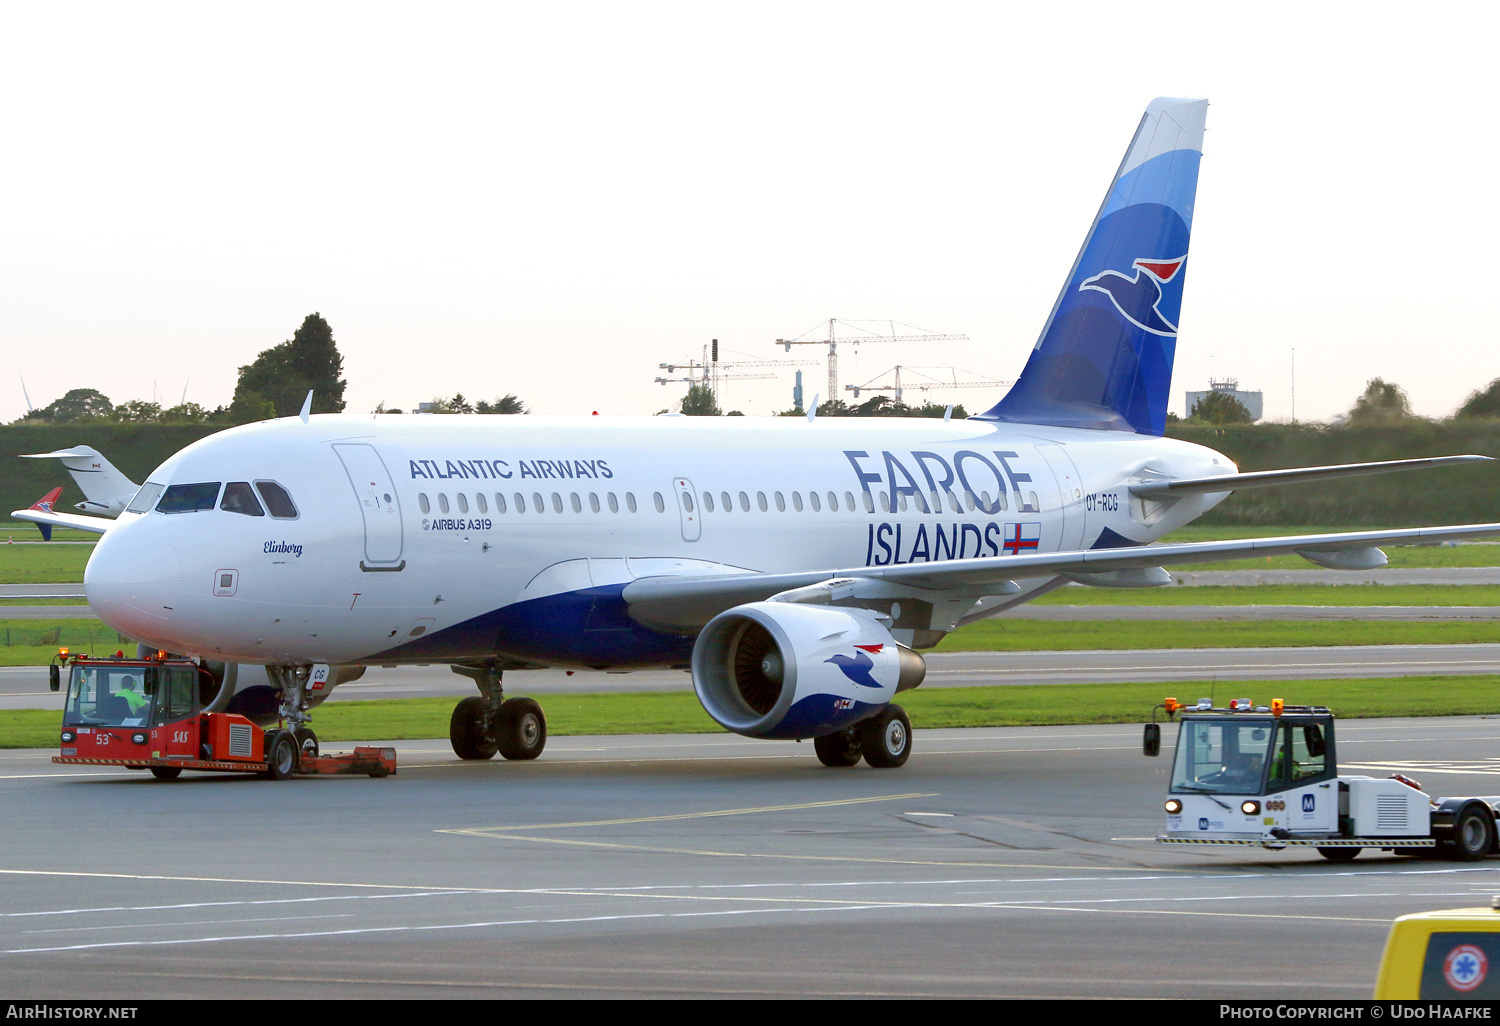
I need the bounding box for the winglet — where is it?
[26,487,63,541]
[806,394,820,423]
[299,390,314,423]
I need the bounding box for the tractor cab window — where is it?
[1169,717,1277,796]
[62,664,197,728]
[1266,719,1335,792]
[157,482,222,513]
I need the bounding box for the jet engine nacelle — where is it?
[691,602,925,740]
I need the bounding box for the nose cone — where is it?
[85,521,184,646]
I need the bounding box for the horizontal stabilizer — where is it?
[10,507,114,536]
[1129,455,1493,499]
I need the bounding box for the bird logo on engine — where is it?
[825,645,886,688]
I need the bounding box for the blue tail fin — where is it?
[980,97,1208,436]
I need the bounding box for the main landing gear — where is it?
[813,704,911,769]
[449,663,547,762]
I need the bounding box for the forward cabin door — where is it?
[333,443,406,571]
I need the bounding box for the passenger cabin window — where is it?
[220,482,265,517]
[127,482,164,514]
[157,482,221,513]
[419,494,431,514]
[254,481,299,519]
[438,494,450,514]
[457,493,470,514]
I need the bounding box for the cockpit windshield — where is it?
[157,482,222,513]
[63,663,198,728]
[1170,717,1277,795]
[126,482,164,514]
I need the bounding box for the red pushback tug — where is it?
[51,650,395,780]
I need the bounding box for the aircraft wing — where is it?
[1130,455,1491,499]
[10,507,116,536]
[621,522,1500,631]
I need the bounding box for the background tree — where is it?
[476,394,525,414]
[21,388,114,423]
[232,312,347,418]
[1347,377,1417,426]
[112,399,162,423]
[679,382,722,416]
[1188,390,1253,425]
[1456,378,1500,419]
[421,393,525,414]
[159,402,209,423]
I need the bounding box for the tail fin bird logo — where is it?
[1079,256,1186,336]
[824,650,884,688]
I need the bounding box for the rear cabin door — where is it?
[1037,444,1085,553]
[333,443,406,571]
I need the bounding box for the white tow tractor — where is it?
[1143,698,1500,861]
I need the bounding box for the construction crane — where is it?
[775,319,969,399]
[845,365,1013,404]
[657,340,815,407]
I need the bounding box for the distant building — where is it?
[1185,378,1263,421]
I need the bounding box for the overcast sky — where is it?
[2,2,1495,425]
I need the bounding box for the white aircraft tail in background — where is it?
[21,446,140,517]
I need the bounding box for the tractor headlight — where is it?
[1165,799,1183,815]
[1241,801,1260,815]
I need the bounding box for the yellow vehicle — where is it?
[1375,904,1500,998]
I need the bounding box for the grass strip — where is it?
[935,618,1500,651]
[1029,584,1500,606]
[6,616,1500,668]
[0,546,93,584]
[0,620,132,664]
[7,676,1499,750]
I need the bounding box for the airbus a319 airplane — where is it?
[17,97,1500,771]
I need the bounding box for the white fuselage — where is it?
[84,413,1233,668]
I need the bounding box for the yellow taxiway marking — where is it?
[448,792,938,833]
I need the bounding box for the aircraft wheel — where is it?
[1451,806,1494,861]
[294,727,319,759]
[450,697,498,760]
[264,730,298,780]
[496,698,547,761]
[149,766,182,781]
[859,704,912,769]
[814,729,862,768]
[1316,846,1361,862]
